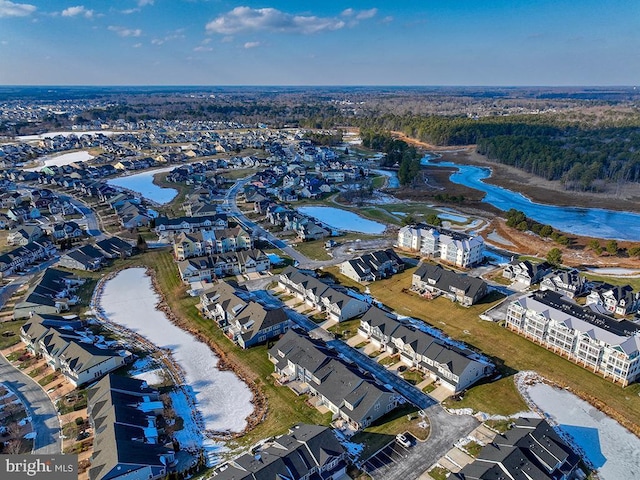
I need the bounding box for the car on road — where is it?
[396,433,411,448]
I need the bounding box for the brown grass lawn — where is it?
[368,268,640,435]
[99,249,332,448]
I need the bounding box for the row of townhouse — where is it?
[412,263,488,306]
[154,214,229,238]
[457,417,581,480]
[0,240,56,278]
[58,237,134,271]
[87,374,177,480]
[339,248,405,284]
[199,281,289,348]
[507,264,640,317]
[397,224,485,268]
[211,424,347,480]
[263,203,331,241]
[505,290,640,386]
[176,249,270,283]
[359,307,492,392]
[269,329,399,430]
[278,267,370,322]
[13,267,85,319]
[20,314,128,387]
[7,224,45,246]
[172,226,253,261]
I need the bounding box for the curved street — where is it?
[0,353,61,454]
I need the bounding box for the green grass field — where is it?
[368,268,640,433]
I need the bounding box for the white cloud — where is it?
[244,41,260,49]
[133,42,142,48]
[0,0,36,17]
[62,6,93,19]
[205,6,348,35]
[356,8,377,20]
[138,0,154,6]
[193,45,213,52]
[381,16,394,24]
[108,25,142,37]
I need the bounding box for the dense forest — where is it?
[360,129,422,186]
[356,114,640,190]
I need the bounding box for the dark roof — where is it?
[414,263,486,299]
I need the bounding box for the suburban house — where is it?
[502,260,552,287]
[177,249,270,283]
[505,290,640,386]
[13,268,85,320]
[173,227,253,260]
[269,330,399,430]
[358,307,493,392]
[199,281,289,348]
[59,244,106,271]
[339,249,405,283]
[115,201,152,229]
[457,418,581,480]
[7,225,44,246]
[47,221,84,241]
[88,374,176,480]
[20,315,127,387]
[211,424,347,480]
[95,236,134,259]
[154,214,228,237]
[539,268,587,299]
[397,224,485,268]
[586,283,640,316]
[412,263,488,306]
[278,266,370,322]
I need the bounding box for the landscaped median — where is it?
[367,267,640,436]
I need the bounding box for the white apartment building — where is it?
[397,224,484,268]
[505,290,640,386]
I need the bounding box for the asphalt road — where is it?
[0,353,61,454]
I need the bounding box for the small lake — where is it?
[297,206,386,234]
[98,268,253,435]
[371,169,399,188]
[527,382,640,479]
[107,166,178,204]
[422,156,640,241]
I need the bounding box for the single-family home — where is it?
[412,263,488,306]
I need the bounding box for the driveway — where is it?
[0,353,61,454]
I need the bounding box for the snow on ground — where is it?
[586,267,640,276]
[16,130,118,141]
[526,382,640,480]
[24,150,94,171]
[133,369,165,386]
[23,432,36,439]
[98,268,253,435]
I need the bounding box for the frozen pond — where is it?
[587,267,640,276]
[297,206,386,234]
[98,268,253,435]
[107,166,178,204]
[422,156,640,241]
[24,150,94,171]
[438,213,468,223]
[16,130,119,141]
[528,382,640,479]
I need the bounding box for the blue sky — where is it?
[1,0,638,85]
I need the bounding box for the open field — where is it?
[367,268,640,435]
[291,239,332,261]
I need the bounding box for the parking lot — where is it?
[361,433,417,479]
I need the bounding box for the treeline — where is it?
[303,130,343,146]
[360,129,422,186]
[356,114,640,190]
[505,209,640,257]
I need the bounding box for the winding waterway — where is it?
[422,157,640,241]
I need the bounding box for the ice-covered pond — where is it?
[107,166,178,204]
[98,268,253,436]
[527,382,640,479]
[297,206,386,234]
[24,150,94,171]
